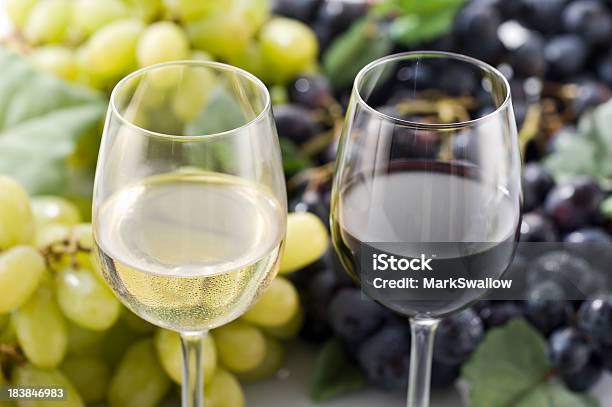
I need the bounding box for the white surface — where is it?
[244,341,612,407]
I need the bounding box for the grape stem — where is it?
[0,343,25,377]
[39,237,91,271]
[518,104,542,160]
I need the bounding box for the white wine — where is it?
[94,171,285,332]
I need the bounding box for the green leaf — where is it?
[398,0,467,15]
[280,138,312,176]
[515,381,597,407]
[185,87,249,136]
[323,18,393,90]
[0,49,105,196]
[544,100,612,188]
[389,8,458,46]
[463,319,599,407]
[310,338,365,402]
[602,196,612,219]
[462,319,551,407]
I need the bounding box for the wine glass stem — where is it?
[407,317,440,407]
[181,330,207,407]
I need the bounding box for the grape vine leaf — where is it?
[545,100,612,189]
[389,8,459,46]
[280,138,312,176]
[462,319,598,407]
[310,338,366,402]
[323,18,393,90]
[0,49,106,196]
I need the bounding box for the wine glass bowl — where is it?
[92,61,286,407]
[330,51,521,407]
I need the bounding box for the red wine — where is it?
[331,161,521,318]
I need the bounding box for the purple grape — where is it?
[272,0,322,22]
[520,212,559,242]
[560,354,603,392]
[431,357,461,388]
[572,80,612,116]
[545,35,588,78]
[357,325,411,390]
[273,104,320,145]
[544,178,604,232]
[329,288,389,346]
[563,0,612,45]
[527,250,604,298]
[289,75,334,109]
[521,0,566,34]
[453,2,504,62]
[478,301,523,328]
[524,281,574,336]
[578,293,612,346]
[522,163,555,212]
[434,308,484,365]
[549,327,593,374]
[510,31,548,77]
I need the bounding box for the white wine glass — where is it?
[331,51,521,407]
[92,61,287,407]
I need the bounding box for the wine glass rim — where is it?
[353,51,512,130]
[109,60,271,141]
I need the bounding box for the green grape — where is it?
[81,19,145,81]
[270,84,288,105]
[61,356,111,404]
[235,0,270,34]
[279,212,329,273]
[107,339,171,407]
[0,176,35,249]
[0,315,17,344]
[137,21,189,67]
[171,65,216,122]
[0,246,46,313]
[186,10,252,60]
[24,0,71,44]
[242,277,299,327]
[71,223,96,274]
[119,307,156,334]
[212,321,266,373]
[5,0,37,29]
[236,335,284,382]
[12,364,84,407]
[71,0,130,37]
[66,323,104,357]
[190,50,213,61]
[125,0,162,21]
[204,367,245,407]
[14,288,68,369]
[31,196,81,227]
[101,319,141,367]
[154,329,217,384]
[225,41,267,82]
[34,223,70,250]
[29,46,79,82]
[261,306,303,340]
[55,267,121,331]
[260,17,319,84]
[0,313,8,331]
[166,0,229,21]
[71,224,92,250]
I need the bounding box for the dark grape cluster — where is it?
[276,0,612,397]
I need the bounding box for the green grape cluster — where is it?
[7,0,319,90]
[0,175,307,406]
